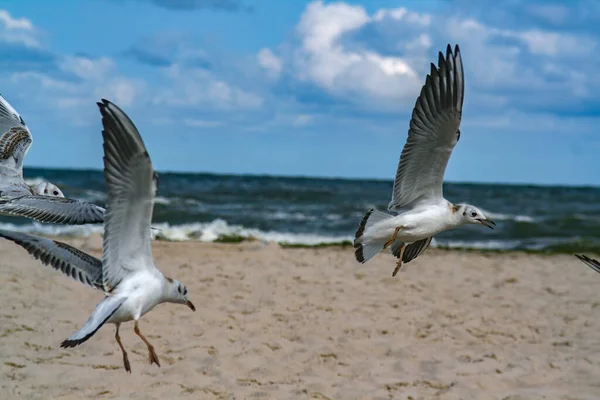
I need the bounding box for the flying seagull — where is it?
[0,99,195,373]
[0,94,105,225]
[353,44,495,276]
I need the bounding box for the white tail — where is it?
[353,209,395,263]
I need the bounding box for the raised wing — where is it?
[0,195,105,224]
[388,44,464,212]
[0,229,103,290]
[575,254,600,274]
[0,94,32,177]
[97,99,157,291]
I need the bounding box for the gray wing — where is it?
[0,94,32,177]
[97,99,157,291]
[388,44,464,212]
[0,229,103,290]
[0,195,105,224]
[575,254,600,274]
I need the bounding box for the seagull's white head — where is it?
[456,204,496,229]
[32,182,65,198]
[165,277,195,311]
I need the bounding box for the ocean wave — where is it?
[481,209,535,223]
[154,196,171,205]
[150,219,352,244]
[0,219,351,245]
[0,218,594,253]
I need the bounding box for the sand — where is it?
[0,236,599,399]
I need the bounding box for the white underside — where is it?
[364,203,458,244]
[107,270,165,324]
[355,200,461,263]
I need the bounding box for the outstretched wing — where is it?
[575,254,600,274]
[388,44,464,212]
[0,94,32,177]
[0,195,105,224]
[0,229,103,290]
[97,99,158,292]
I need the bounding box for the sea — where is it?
[7,167,600,253]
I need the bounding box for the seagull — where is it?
[353,44,495,277]
[0,94,105,225]
[0,99,195,373]
[575,254,600,274]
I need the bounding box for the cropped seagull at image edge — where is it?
[353,44,495,277]
[0,99,195,373]
[0,94,105,225]
[575,254,600,274]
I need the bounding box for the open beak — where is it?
[186,300,196,312]
[477,218,496,229]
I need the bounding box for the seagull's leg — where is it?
[392,245,406,277]
[134,321,161,367]
[384,226,403,249]
[115,323,131,373]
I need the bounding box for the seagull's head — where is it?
[459,205,496,229]
[165,277,195,311]
[31,182,65,198]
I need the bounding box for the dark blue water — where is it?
[9,167,600,252]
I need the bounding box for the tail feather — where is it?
[354,209,395,263]
[60,296,126,348]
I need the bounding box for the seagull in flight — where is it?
[353,44,495,277]
[0,99,195,373]
[0,94,105,225]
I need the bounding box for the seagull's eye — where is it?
[53,191,59,196]
[471,212,477,217]
[177,286,181,294]
[184,288,187,295]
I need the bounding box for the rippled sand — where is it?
[0,236,599,399]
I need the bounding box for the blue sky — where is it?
[0,0,599,185]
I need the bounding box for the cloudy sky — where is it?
[1,0,598,185]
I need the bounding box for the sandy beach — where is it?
[0,236,599,399]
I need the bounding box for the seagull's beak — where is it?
[186,300,196,312]
[477,218,496,229]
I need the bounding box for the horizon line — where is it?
[23,165,600,190]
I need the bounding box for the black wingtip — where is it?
[354,209,373,241]
[60,339,83,348]
[354,242,365,263]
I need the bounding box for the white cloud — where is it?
[372,7,431,26]
[156,63,263,110]
[8,54,143,124]
[0,9,38,47]
[0,10,33,30]
[290,1,425,105]
[257,48,282,78]
[60,56,116,80]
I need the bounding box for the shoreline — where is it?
[1,236,598,399]
[39,232,600,257]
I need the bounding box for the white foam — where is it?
[150,219,352,244]
[154,196,171,205]
[479,208,535,223]
[0,219,351,245]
